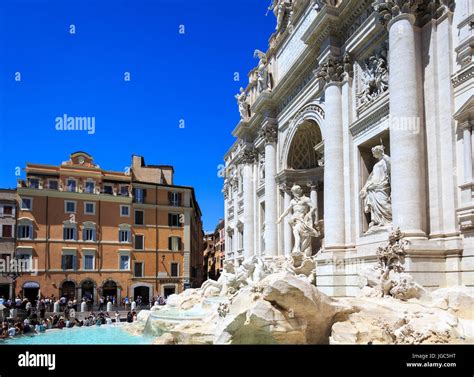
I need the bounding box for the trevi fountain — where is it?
[126,0,474,345]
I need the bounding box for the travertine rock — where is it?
[330,296,472,345]
[214,272,351,344]
[430,286,474,320]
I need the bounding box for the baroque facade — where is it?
[13,152,203,303]
[224,0,474,296]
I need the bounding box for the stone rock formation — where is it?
[124,239,473,345]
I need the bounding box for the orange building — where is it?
[15,152,203,304]
[202,219,225,281]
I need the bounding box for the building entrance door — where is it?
[102,281,117,300]
[60,281,76,299]
[0,284,10,300]
[163,286,175,298]
[133,286,150,305]
[23,282,40,304]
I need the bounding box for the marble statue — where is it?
[235,87,250,120]
[254,50,271,93]
[277,184,320,256]
[200,260,238,296]
[360,145,392,231]
[267,0,292,31]
[357,51,389,105]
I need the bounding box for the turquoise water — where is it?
[0,325,152,345]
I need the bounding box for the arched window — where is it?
[83,221,96,242]
[118,224,131,243]
[17,218,33,239]
[63,220,77,241]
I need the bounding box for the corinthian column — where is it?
[374,0,426,237]
[318,56,346,250]
[241,146,257,259]
[260,119,278,257]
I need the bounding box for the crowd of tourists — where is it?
[0,294,147,341]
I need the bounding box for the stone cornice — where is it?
[454,95,474,126]
[452,63,474,89]
[349,93,389,137]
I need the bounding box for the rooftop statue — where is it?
[235,87,251,120]
[254,50,272,93]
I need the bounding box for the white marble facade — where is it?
[223,0,474,297]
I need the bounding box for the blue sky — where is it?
[0,0,275,231]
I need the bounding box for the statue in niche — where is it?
[235,87,251,120]
[259,157,265,182]
[254,50,271,93]
[277,185,320,256]
[359,144,392,231]
[357,50,389,105]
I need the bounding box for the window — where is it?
[168,236,181,251]
[83,255,94,270]
[67,179,77,192]
[3,206,13,215]
[168,213,182,227]
[134,262,143,277]
[2,225,12,238]
[119,230,130,243]
[48,180,58,190]
[134,210,144,225]
[65,201,76,214]
[170,263,179,277]
[135,235,144,250]
[134,188,145,203]
[63,226,76,241]
[120,255,130,270]
[120,205,130,217]
[21,198,32,211]
[228,234,233,252]
[18,225,32,239]
[238,229,243,250]
[61,254,76,270]
[85,181,95,194]
[169,192,182,206]
[28,178,39,189]
[103,185,113,195]
[84,202,95,215]
[120,185,129,196]
[83,228,96,241]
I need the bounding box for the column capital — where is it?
[316,53,353,85]
[372,0,422,27]
[306,181,321,191]
[239,145,258,164]
[222,180,230,199]
[279,182,292,194]
[259,119,278,144]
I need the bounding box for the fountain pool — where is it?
[0,324,152,345]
